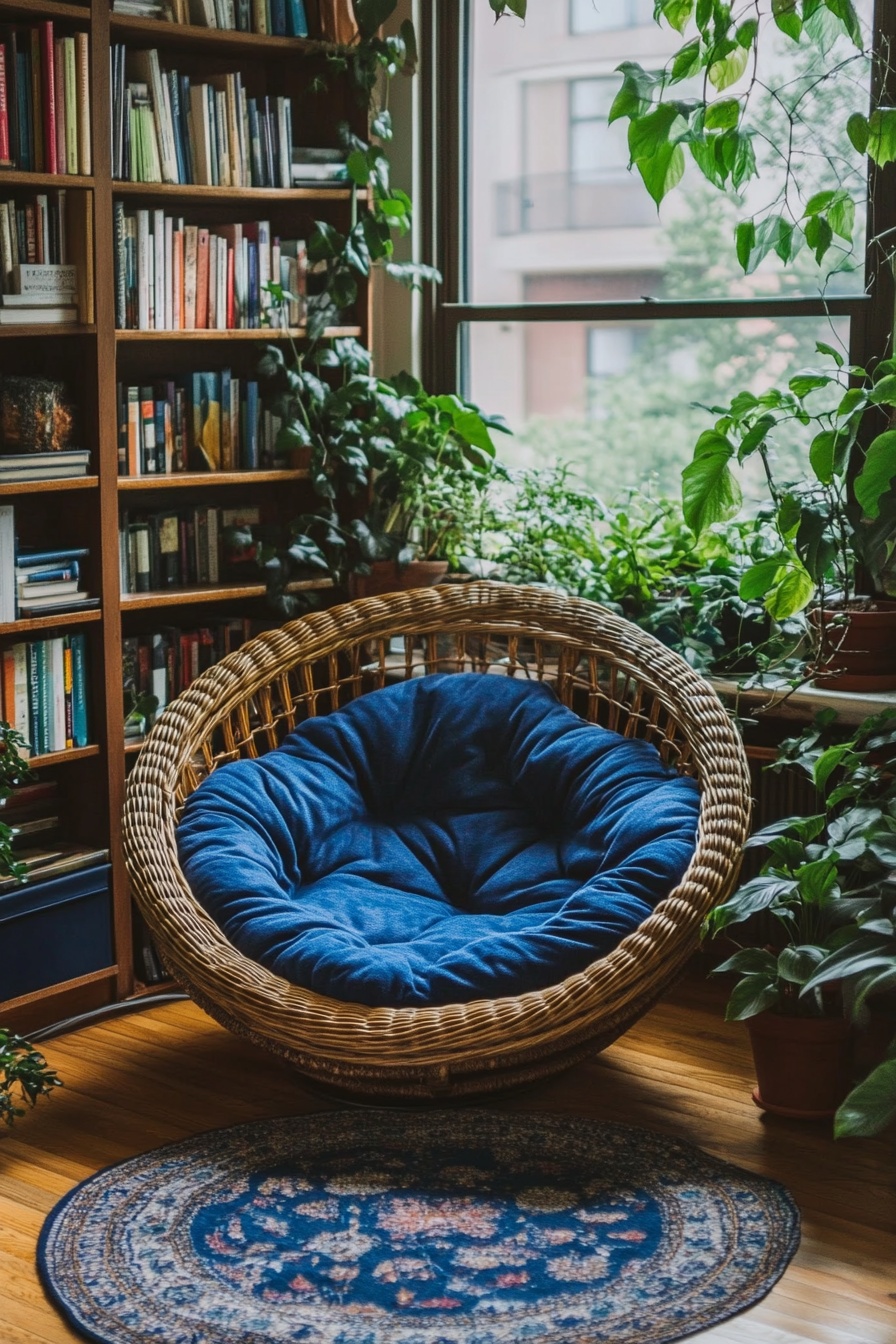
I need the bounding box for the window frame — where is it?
[420,0,896,455]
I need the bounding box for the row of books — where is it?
[116,373,289,475]
[0,524,96,621]
[0,448,90,484]
[0,199,81,323]
[0,633,91,756]
[120,504,253,592]
[0,21,91,176]
[123,615,259,736]
[0,778,109,891]
[114,207,309,330]
[111,46,294,189]
[112,0,349,42]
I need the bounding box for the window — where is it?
[425,1,885,508]
[570,0,645,35]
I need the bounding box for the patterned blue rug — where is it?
[38,1110,799,1344]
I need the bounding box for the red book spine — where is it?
[0,46,10,167]
[53,38,65,176]
[226,244,234,329]
[40,22,56,175]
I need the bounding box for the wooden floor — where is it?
[1,975,894,1344]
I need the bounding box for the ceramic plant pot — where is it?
[747,1012,853,1120]
[348,559,449,599]
[811,601,896,691]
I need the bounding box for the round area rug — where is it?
[38,1110,800,1344]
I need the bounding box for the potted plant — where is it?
[703,708,896,1118]
[0,1029,62,1128]
[0,720,33,884]
[680,349,896,690]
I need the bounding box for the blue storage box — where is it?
[0,864,113,1001]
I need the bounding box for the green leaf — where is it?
[670,38,702,83]
[805,213,834,263]
[704,98,740,131]
[804,190,837,216]
[704,876,798,935]
[725,974,780,1021]
[713,948,777,977]
[795,857,839,904]
[790,371,834,397]
[681,430,742,535]
[809,430,839,484]
[816,340,845,367]
[777,945,828,985]
[371,109,392,140]
[739,556,785,600]
[737,413,776,460]
[847,112,870,155]
[777,493,802,540]
[634,140,686,207]
[834,1058,896,1137]
[609,63,659,125]
[736,18,759,48]
[708,44,749,92]
[772,0,802,41]
[735,219,755,273]
[854,430,896,518]
[868,374,896,406]
[351,0,397,40]
[766,559,815,618]
[823,0,863,47]
[867,108,896,168]
[656,0,694,34]
[813,743,851,788]
[399,18,418,75]
[828,192,855,242]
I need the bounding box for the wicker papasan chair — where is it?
[123,582,751,1100]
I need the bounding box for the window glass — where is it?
[464,316,850,505]
[570,0,648,35]
[469,5,871,303]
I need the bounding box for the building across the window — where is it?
[569,0,652,36]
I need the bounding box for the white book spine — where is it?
[207,234,218,329]
[0,506,15,622]
[258,219,271,318]
[217,237,227,329]
[271,238,281,326]
[50,638,66,753]
[12,644,31,754]
[277,98,290,190]
[153,209,165,330]
[136,209,150,329]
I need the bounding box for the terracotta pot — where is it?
[348,559,449,600]
[810,601,896,691]
[747,1012,853,1119]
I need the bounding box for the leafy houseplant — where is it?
[0,1029,62,1127]
[681,348,896,688]
[706,708,896,1122]
[0,720,33,883]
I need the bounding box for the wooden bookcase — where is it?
[0,0,370,1033]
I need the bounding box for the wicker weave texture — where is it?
[123,583,751,1098]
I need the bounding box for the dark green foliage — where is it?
[0,1030,62,1127]
[0,722,33,881]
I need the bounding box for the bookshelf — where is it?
[0,0,370,1033]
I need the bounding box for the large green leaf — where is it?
[708,44,749,91]
[765,560,815,618]
[834,1057,896,1137]
[854,430,896,518]
[867,108,896,168]
[635,141,686,206]
[777,945,828,985]
[739,556,785,601]
[681,430,742,535]
[704,98,740,131]
[656,0,695,33]
[772,0,802,41]
[609,63,659,125]
[713,948,777,977]
[725,974,780,1021]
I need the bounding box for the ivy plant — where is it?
[0,1030,62,1127]
[0,722,33,882]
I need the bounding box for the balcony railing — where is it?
[495,172,659,236]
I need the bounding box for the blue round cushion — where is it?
[177,674,701,1007]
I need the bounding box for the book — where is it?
[11,261,77,293]
[0,504,14,622]
[0,304,77,324]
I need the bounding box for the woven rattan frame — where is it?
[123,582,751,1099]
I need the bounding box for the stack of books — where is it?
[0,20,91,175]
[0,631,91,755]
[15,545,96,618]
[113,0,311,36]
[0,778,107,890]
[110,46,294,188]
[114,208,307,331]
[290,146,348,186]
[123,616,258,739]
[0,449,90,483]
[116,371,282,475]
[0,260,78,326]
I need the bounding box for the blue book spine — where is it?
[19,564,80,584]
[287,0,308,36]
[270,0,287,35]
[16,53,31,171]
[179,76,194,183]
[167,73,187,185]
[244,381,259,470]
[247,240,258,328]
[154,399,167,473]
[71,633,89,749]
[16,547,90,568]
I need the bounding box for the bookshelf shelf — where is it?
[28,745,102,770]
[112,181,362,204]
[0,324,96,338]
[118,470,311,490]
[0,476,99,495]
[0,1,90,23]
[121,578,332,609]
[115,326,362,341]
[0,610,102,636]
[0,169,95,190]
[109,14,320,56]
